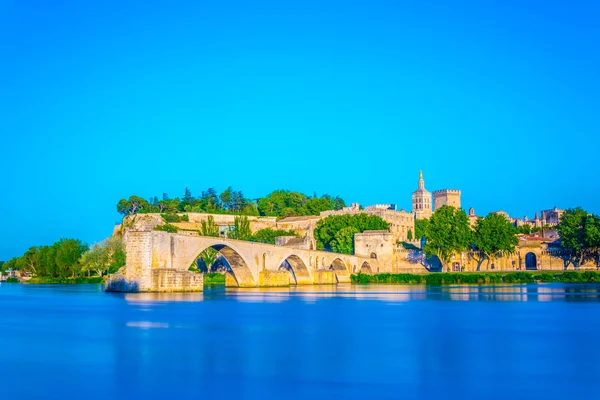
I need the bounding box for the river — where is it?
[1,283,599,399]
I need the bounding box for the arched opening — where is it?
[370,252,378,259]
[360,261,373,275]
[278,255,311,285]
[525,252,538,270]
[329,258,350,283]
[193,244,254,287]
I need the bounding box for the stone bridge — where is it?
[118,230,381,291]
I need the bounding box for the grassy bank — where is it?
[351,271,600,285]
[204,272,226,285]
[26,277,105,284]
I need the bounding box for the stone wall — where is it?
[313,270,336,284]
[259,270,290,287]
[151,269,204,292]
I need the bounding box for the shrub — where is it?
[154,223,178,233]
[5,277,19,283]
[161,213,182,223]
[503,272,534,283]
[536,273,556,282]
[204,272,226,285]
[181,214,189,222]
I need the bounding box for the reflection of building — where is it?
[412,170,432,220]
[433,189,461,210]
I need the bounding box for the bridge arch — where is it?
[277,254,312,285]
[329,257,350,283]
[189,240,255,287]
[360,261,373,275]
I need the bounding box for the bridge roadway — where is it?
[121,230,381,290]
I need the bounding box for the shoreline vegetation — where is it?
[351,271,600,284]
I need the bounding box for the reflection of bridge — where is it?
[120,230,381,291]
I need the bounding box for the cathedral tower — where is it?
[412,170,432,220]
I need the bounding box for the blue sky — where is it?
[1,1,599,259]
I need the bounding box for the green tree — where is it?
[80,244,110,277]
[331,226,360,254]
[196,248,219,272]
[423,206,471,269]
[219,187,233,210]
[472,213,519,270]
[407,229,413,241]
[558,208,591,267]
[116,196,149,215]
[585,215,600,268]
[55,239,88,278]
[200,216,220,237]
[314,214,389,252]
[414,218,430,240]
[229,216,252,240]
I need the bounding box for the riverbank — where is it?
[351,271,600,285]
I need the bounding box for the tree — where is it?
[80,244,110,277]
[472,213,518,270]
[414,219,430,240]
[55,239,88,278]
[558,208,591,267]
[407,229,413,241]
[200,216,220,237]
[79,236,125,277]
[331,226,360,254]
[196,248,219,272]
[182,187,194,208]
[423,206,471,269]
[314,214,389,253]
[116,196,149,215]
[229,216,252,240]
[585,215,600,268]
[219,187,232,210]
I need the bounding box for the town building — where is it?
[411,170,432,220]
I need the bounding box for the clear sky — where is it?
[1,1,599,260]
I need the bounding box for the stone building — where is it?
[433,189,461,210]
[411,170,432,220]
[354,230,394,273]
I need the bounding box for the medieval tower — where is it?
[412,170,432,219]
[433,189,461,210]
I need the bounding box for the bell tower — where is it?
[412,170,432,220]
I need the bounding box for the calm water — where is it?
[1,283,600,400]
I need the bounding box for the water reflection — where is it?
[118,283,600,304]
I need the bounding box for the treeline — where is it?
[1,237,125,279]
[415,206,600,269]
[117,187,346,219]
